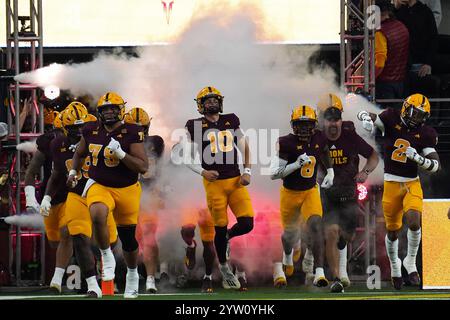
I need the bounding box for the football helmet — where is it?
[124,107,151,135]
[195,86,224,114]
[53,111,64,130]
[61,102,88,139]
[317,93,343,113]
[84,113,98,123]
[400,93,431,128]
[97,92,126,124]
[291,105,318,140]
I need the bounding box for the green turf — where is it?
[2,285,450,300]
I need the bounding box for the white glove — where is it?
[40,195,52,217]
[321,168,334,189]
[405,146,422,163]
[107,137,126,160]
[24,185,40,213]
[357,111,374,132]
[297,153,311,167]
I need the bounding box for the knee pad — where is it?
[181,224,196,244]
[118,225,139,252]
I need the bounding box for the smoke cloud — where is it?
[3,214,45,230]
[14,1,382,281]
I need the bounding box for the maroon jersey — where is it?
[36,130,67,204]
[379,108,438,179]
[82,122,145,188]
[278,131,328,191]
[185,113,242,179]
[326,121,374,187]
[51,135,91,197]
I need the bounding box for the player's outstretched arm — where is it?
[357,111,385,134]
[406,148,440,174]
[270,142,305,180]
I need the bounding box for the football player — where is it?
[124,107,164,293]
[69,92,148,298]
[270,105,334,288]
[24,108,71,293]
[357,93,440,289]
[317,93,379,292]
[183,86,254,290]
[41,102,118,298]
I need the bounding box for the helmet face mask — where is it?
[195,87,224,114]
[98,104,123,125]
[401,105,429,128]
[291,119,317,140]
[65,123,84,141]
[202,96,222,114]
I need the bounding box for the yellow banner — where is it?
[422,199,450,289]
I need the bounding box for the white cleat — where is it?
[86,286,102,298]
[124,272,139,299]
[101,256,116,281]
[220,264,241,290]
[146,276,157,293]
[49,282,62,294]
[340,274,351,288]
[302,255,314,275]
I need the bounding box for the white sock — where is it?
[315,267,325,278]
[51,267,65,285]
[304,248,314,261]
[147,275,155,282]
[282,249,293,265]
[385,235,401,277]
[273,262,284,278]
[404,228,421,273]
[86,276,99,289]
[160,262,169,275]
[339,245,348,277]
[100,247,113,260]
[127,267,138,277]
[204,274,212,280]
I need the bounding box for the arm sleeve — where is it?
[269,155,301,180]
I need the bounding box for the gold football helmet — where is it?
[401,93,431,128]
[195,86,224,114]
[291,105,318,139]
[97,92,126,124]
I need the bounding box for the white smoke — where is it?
[3,214,45,230]
[13,1,383,279]
[16,141,38,154]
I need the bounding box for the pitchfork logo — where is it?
[161,1,175,25]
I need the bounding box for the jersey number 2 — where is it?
[391,138,410,163]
